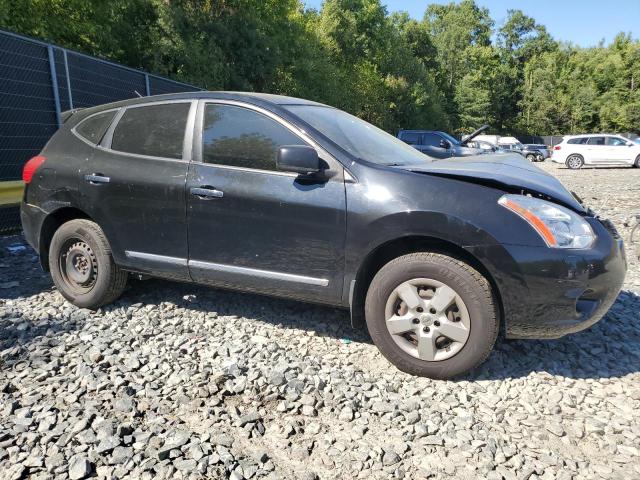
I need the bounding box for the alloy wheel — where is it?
[384,278,471,362]
[567,155,583,169]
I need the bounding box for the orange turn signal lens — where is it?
[498,197,558,247]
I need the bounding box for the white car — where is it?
[551,134,640,169]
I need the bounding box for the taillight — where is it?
[553,145,561,150]
[22,155,46,184]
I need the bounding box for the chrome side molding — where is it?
[125,251,188,266]
[124,251,329,287]
[189,260,329,287]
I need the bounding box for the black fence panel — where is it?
[0,29,201,234]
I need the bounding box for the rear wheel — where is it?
[526,153,536,162]
[566,154,584,169]
[49,219,127,309]
[365,253,499,379]
[634,155,640,168]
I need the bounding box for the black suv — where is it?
[21,92,626,378]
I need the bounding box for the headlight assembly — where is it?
[498,194,595,249]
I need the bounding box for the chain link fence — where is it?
[0,29,201,234]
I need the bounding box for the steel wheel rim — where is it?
[567,156,581,168]
[384,278,471,362]
[59,238,98,293]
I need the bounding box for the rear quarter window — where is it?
[110,102,191,159]
[75,110,117,145]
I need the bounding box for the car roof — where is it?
[69,91,330,120]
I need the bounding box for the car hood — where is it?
[401,153,584,211]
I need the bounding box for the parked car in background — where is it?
[21,93,626,379]
[397,124,490,159]
[465,140,506,153]
[551,134,640,169]
[520,144,546,162]
[522,144,550,160]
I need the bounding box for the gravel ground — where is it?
[1,162,639,480]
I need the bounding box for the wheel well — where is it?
[350,236,504,330]
[39,207,93,270]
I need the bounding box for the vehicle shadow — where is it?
[2,242,638,381]
[120,278,640,381]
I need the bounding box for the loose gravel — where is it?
[1,162,639,480]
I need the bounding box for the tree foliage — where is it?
[1,0,638,135]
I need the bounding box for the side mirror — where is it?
[276,145,321,174]
[439,139,450,149]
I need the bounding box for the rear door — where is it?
[585,136,607,163]
[186,100,347,303]
[78,100,196,279]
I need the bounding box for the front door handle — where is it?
[190,186,224,199]
[85,173,110,184]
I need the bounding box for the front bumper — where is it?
[470,217,627,339]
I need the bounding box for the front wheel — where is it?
[634,155,640,168]
[526,154,536,162]
[49,219,127,309]
[365,253,499,379]
[566,154,584,169]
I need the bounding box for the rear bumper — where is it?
[470,217,627,339]
[20,201,46,252]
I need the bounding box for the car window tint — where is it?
[587,136,605,145]
[202,104,307,170]
[76,110,117,145]
[400,132,421,145]
[606,137,628,146]
[567,137,587,144]
[423,133,441,147]
[111,103,191,159]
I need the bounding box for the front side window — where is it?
[587,136,605,146]
[76,110,117,145]
[606,137,628,146]
[111,102,191,159]
[202,104,307,171]
[423,133,443,147]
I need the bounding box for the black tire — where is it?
[365,253,498,379]
[566,154,584,169]
[49,219,127,309]
[526,154,536,162]
[634,155,640,168]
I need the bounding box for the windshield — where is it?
[284,105,432,166]
[439,131,460,145]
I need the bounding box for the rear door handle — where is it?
[85,173,110,184]
[190,187,224,199]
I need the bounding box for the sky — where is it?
[303,0,639,48]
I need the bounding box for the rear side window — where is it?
[567,137,588,144]
[587,136,605,145]
[111,103,191,159]
[202,104,307,171]
[400,132,422,145]
[75,110,117,145]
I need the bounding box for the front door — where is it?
[79,101,195,279]
[605,136,633,164]
[186,101,347,303]
[419,133,451,158]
